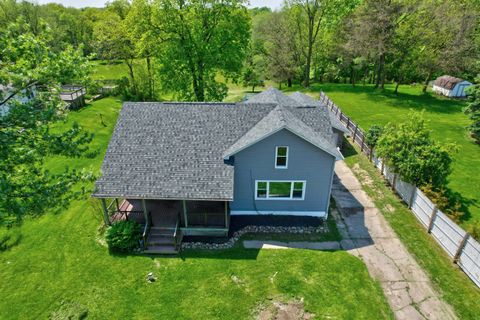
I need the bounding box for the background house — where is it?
[432,75,472,98]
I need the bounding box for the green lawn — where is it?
[91,60,130,80]
[343,140,480,320]
[0,97,392,319]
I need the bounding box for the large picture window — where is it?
[255,180,306,200]
[275,146,288,169]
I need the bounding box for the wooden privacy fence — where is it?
[320,91,480,288]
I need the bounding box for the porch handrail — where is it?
[142,211,151,249]
[173,215,180,239]
[173,211,182,250]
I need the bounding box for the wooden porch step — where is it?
[147,234,175,246]
[144,245,179,255]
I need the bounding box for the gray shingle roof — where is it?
[223,105,342,159]
[93,89,344,200]
[93,102,275,200]
[242,87,303,107]
[289,91,349,134]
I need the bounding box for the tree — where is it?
[0,22,94,223]
[125,0,158,100]
[241,62,262,93]
[464,76,480,143]
[344,0,403,89]
[259,11,298,87]
[287,0,357,87]
[414,0,479,92]
[375,113,456,188]
[153,0,250,101]
[365,125,384,148]
[93,11,125,63]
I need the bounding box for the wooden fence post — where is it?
[360,134,365,152]
[391,173,397,191]
[353,125,358,143]
[408,187,416,208]
[427,206,438,233]
[380,160,385,175]
[454,233,470,264]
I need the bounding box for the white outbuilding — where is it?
[432,75,472,98]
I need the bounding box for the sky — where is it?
[35,0,283,10]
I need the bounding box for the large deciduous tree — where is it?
[464,76,480,144]
[287,0,357,87]
[259,11,298,87]
[344,0,403,89]
[0,22,94,223]
[154,0,250,101]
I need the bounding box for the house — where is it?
[432,75,472,98]
[0,84,36,116]
[289,91,349,147]
[92,88,344,253]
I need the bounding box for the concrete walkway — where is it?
[243,240,340,250]
[332,161,456,320]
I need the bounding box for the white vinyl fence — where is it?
[320,91,480,288]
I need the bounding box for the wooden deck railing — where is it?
[59,85,86,102]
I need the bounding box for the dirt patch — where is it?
[256,299,314,320]
[384,204,395,213]
[352,164,374,187]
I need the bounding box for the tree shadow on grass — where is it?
[442,188,478,223]
[0,231,22,252]
[317,83,465,115]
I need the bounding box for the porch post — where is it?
[224,201,228,228]
[101,198,110,226]
[183,200,188,227]
[141,199,149,225]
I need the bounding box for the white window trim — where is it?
[275,146,289,169]
[255,180,306,201]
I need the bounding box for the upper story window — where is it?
[275,146,288,169]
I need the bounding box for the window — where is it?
[275,146,288,169]
[257,181,267,199]
[255,180,306,200]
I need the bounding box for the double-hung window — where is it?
[275,146,288,169]
[255,180,306,200]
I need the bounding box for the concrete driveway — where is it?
[332,161,456,320]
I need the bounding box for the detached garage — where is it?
[432,75,472,98]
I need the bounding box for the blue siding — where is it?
[230,129,335,216]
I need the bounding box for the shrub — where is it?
[105,220,142,252]
[365,125,384,148]
[376,112,456,188]
[466,224,480,241]
[421,184,464,222]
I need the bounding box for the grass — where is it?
[342,139,480,320]
[311,83,479,228]
[0,97,392,319]
[90,60,130,80]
